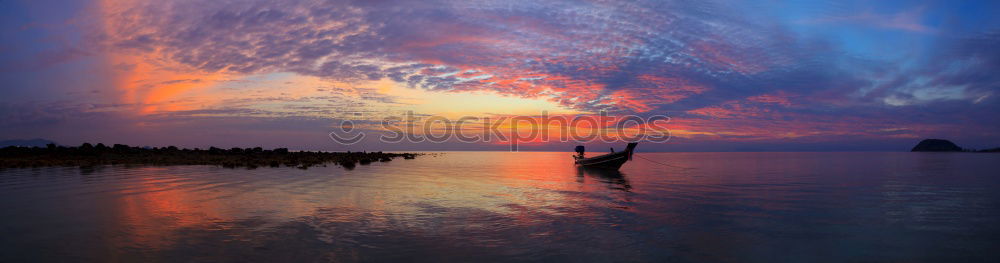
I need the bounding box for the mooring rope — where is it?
[633,153,695,170]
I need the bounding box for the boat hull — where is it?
[574,143,638,170]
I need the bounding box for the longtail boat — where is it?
[573,142,638,170]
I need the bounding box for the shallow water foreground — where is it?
[1,152,998,262]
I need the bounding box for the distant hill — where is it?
[910,139,1000,152]
[0,139,58,148]
[911,139,963,152]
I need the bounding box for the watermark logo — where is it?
[328,120,365,145]
[330,111,671,151]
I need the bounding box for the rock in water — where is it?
[911,139,964,152]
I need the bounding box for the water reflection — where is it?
[0,152,998,262]
[576,167,631,192]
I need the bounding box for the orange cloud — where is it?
[99,0,232,114]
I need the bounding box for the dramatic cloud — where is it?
[1,0,998,150]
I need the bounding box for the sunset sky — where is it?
[1,0,998,151]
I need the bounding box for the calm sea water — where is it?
[1,152,998,262]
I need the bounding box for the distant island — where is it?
[0,143,417,170]
[911,139,1000,152]
[0,138,58,148]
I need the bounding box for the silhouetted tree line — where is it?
[0,143,417,170]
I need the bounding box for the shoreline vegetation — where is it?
[0,143,418,170]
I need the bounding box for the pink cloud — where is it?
[746,92,794,107]
[800,7,934,33]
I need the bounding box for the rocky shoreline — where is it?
[0,143,418,170]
